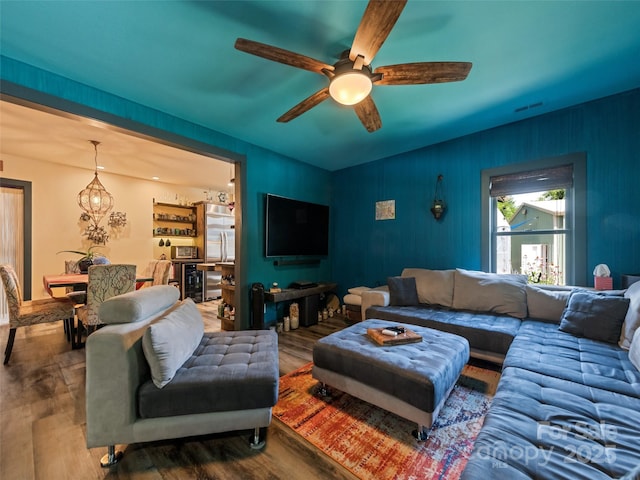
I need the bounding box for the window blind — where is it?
[490,164,573,197]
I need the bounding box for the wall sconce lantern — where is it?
[430,174,446,220]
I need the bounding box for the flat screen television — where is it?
[265,194,329,257]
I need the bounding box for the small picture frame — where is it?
[375,200,395,220]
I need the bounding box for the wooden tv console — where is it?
[264,282,337,327]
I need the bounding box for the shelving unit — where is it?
[217,262,235,331]
[152,201,197,237]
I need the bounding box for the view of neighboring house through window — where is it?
[481,153,587,286]
[495,189,566,284]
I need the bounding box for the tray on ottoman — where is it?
[312,319,470,439]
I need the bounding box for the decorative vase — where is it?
[78,257,93,273]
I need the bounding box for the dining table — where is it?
[43,273,154,297]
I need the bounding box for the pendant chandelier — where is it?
[78,140,114,227]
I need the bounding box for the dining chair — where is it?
[136,260,172,289]
[75,264,136,345]
[0,264,75,365]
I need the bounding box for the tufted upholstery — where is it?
[0,264,74,364]
[313,319,469,413]
[367,304,520,358]
[462,367,640,480]
[77,264,136,327]
[138,330,279,418]
[504,321,640,397]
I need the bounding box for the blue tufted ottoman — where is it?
[312,319,470,439]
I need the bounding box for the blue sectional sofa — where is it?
[362,268,640,480]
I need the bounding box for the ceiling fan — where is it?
[235,0,472,133]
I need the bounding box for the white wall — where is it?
[3,155,214,300]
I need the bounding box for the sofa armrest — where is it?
[361,288,390,321]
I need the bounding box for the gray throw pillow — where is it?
[559,290,630,344]
[142,298,204,388]
[452,269,528,319]
[387,276,419,306]
[526,285,570,323]
[402,268,455,307]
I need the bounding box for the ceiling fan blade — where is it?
[350,0,408,65]
[353,95,382,133]
[277,87,331,123]
[235,38,333,75]
[374,62,472,85]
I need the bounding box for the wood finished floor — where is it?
[0,305,359,480]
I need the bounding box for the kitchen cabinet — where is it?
[152,201,197,237]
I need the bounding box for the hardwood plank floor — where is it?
[0,306,358,480]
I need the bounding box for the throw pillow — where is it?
[629,329,640,372]
[401,268,455,307]
[142,298,204,388]
[619,280,640,350]
[559,290,630,344]
[348,286,371,295]
[387,276,419,306]
[452,269,528,318]
[99,285,180,324]
[525,285,571,323]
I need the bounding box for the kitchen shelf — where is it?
[153,201,197,237]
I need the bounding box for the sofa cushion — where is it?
[462,366,640,480]
[142,298,204,388]
[366,304,521,356]
[525,285,570,323]
[505,320,640,397]
[401,268,455,307]
[630,329,640,372]
[99,285,180,324]
[387,276,419,306]
[619,280,640,349]
[452,269,528,319]
[138,330,279,418]
[348,286,371,295]
[559,290,629,344]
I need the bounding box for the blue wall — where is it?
[4,56,639,325]
[330,88,640,293]
[242,144,332,325]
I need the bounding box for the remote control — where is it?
[381,329,398,336]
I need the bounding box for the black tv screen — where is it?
[265,194,329,257]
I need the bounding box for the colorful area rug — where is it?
[274,362,501,480]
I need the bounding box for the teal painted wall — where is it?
[330,88,640,293]
[242,144,332,326]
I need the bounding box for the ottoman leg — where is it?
[249,426,266,450]
[412,425,431,441]
[316,382,332,398]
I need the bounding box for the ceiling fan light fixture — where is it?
[329,71,372,106]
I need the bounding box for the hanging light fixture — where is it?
[227,163,235,187]
[430,174,446,220]
[78,140,114,226]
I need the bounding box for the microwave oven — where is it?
[171,246,198,259]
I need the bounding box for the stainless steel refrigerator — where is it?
[195,202,235,301]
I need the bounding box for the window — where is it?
[481,153,587,286]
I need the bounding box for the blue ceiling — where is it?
[2,1,640,171]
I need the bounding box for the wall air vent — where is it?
[514,101,544,113]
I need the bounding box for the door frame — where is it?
[0,177,32,299]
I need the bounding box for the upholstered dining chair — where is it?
[136,260,172,289]
[75,264,136,345]
[0,264,75,365]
